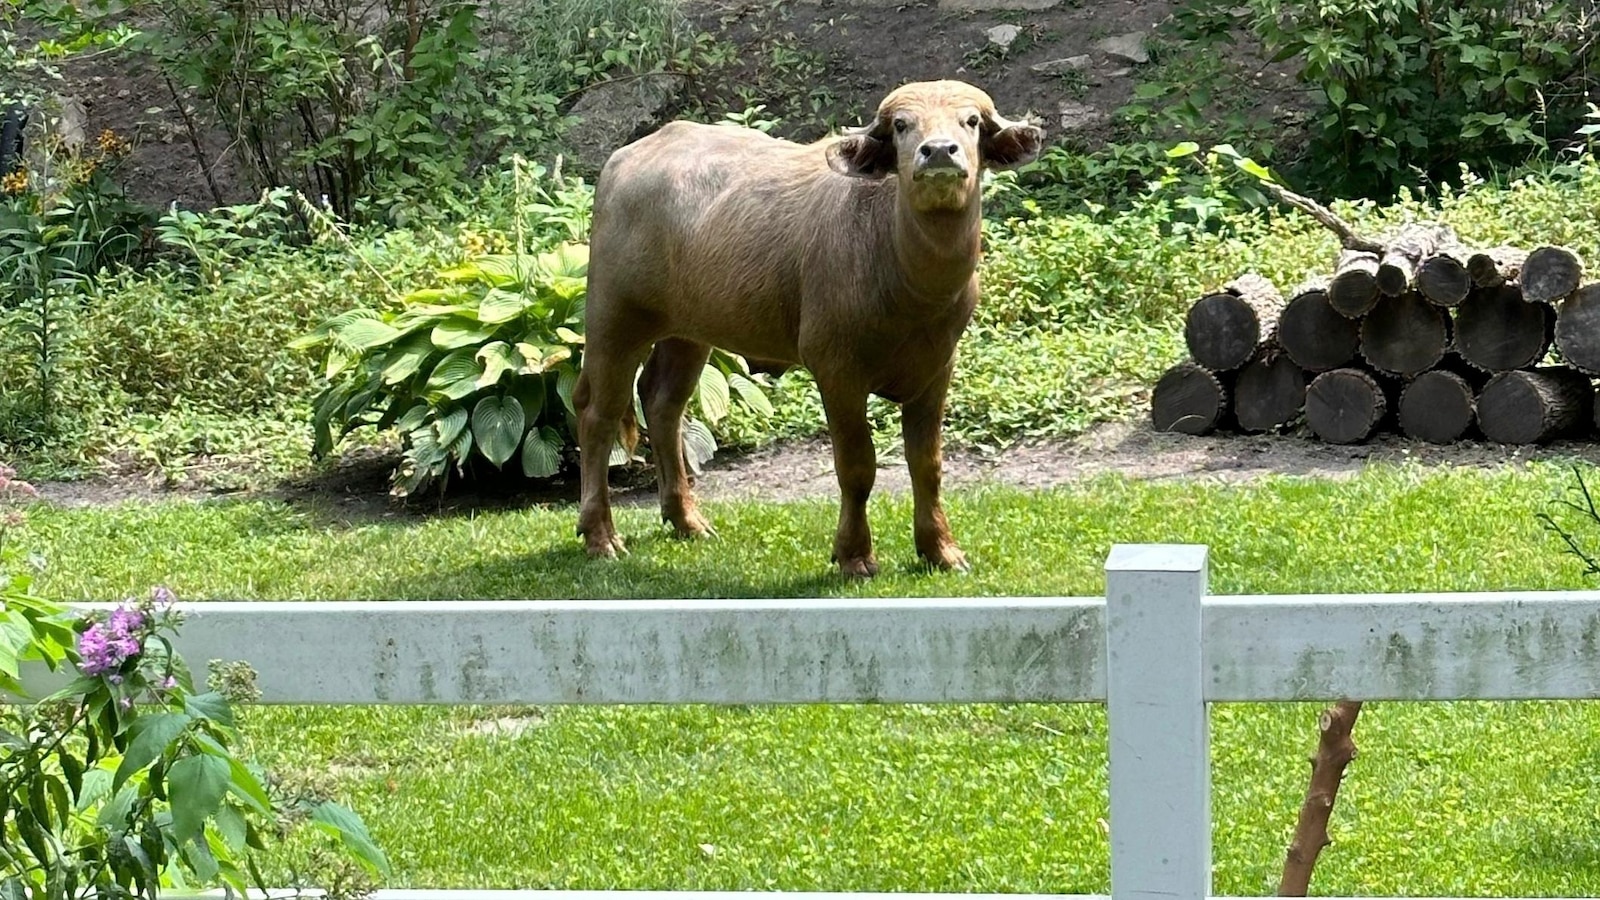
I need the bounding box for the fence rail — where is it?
[16,544,1600,900]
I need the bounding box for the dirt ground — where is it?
[31,420,1600,518]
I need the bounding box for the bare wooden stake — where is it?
[1279,700,1363,897]
[1257,181,1383,253]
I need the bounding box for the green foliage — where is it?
[142,0,718,218]
[295,241,774,495]
[1213,0,1597,198]
[0,465,388,900]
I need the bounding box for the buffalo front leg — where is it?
[818,383,878,578]
[574,339,650,558]
[903,369,968,572]
[639,338,716,540]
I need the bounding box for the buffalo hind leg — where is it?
[575,338,651,558]
[818,382,878,578]
[903,369,968,572]
[639,338,716,540]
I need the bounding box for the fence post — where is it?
[1105,543,1211,900]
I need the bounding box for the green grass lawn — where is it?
[17,462,1600,895]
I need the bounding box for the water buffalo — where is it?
[574,80,1044,577]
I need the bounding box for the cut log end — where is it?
[1416,253,1472,307]
[1234,352,1307,433]
[1477,368,1594,445]
[1329,251,1380,318]
[1399,370,1475,444]
[1522,246,1584,304]
[1184,274,1285,371]
[1306,368,1387,444]
[1152,363,1229,435]
[1455,285,1554,373]
[1555,285,1600,375]
[1278,288,1361,372]
[1359,293,1450,378]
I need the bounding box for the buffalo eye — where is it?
[893,117,909,134]
[966,115,980,128]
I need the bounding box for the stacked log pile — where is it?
[1151,227,1596,446]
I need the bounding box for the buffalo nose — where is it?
[917,140,961,165]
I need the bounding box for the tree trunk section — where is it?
[1234,351,1307,433]
[1279,282,1361,372]
[1398,370,1476,444]
[1359,292,1451,377]
[1416,251,1472,307]
[1555,284,1600,375]
[1328,250,1380,318]
[1522,246,1584,304]
[1306,368,1387,444]
[1278,700,1363,897]
[1467,246,1527,288]
[1477,367,1594,444]
[1184,273,1287,371]
[1152,362,1230,435]
[1376,223,1454,297]
[1454,284,1554,372]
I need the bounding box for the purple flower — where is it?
[149,586,175,610]
[77,624,118,675]
[160,675,177,690]
[108,606,145,637]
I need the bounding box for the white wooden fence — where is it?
[27,543,1600,900]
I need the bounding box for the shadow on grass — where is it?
[368,529,850,600]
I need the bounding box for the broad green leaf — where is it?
[435,405,470,448]
[168,755,230,845]
[395,403,430,433]
[97,783,138,829]
[382,333,436,385]
[729,373,775,417]
[508,377,547,423]
[75,767,112,812]
[476,341,521,388]
[1165,141,1201,158]
[215,803,249,853]
[467,254,526,288]
[290,309,378,351]
[432,317,497,350]
[471,396,525,467]
[697,364,731,423]
[114,712,193,790]
[424,348,482,400]
[311,801,392,876]
[478,288,532,324]
[182,691,234,727]
[521,426,564,478]
[335,318,402,352]
[557,365,580,416]
[554,326,584,345]
[683,417,718,474]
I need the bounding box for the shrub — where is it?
[0,463,389,900]
[294,242,775,496]
[1223,0,1597,198]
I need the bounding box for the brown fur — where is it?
[575,80,1044,576]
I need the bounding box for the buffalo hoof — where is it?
[920,544,971,573]
[667,508,718,541]
[837,555,880,579]
[584,531,628,559]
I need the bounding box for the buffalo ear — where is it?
[826,130,897,178]
[981,116,1045,171]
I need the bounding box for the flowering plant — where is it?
[1,463,389,900]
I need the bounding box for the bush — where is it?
[0,463,389,900]
[1219,0,1598,198]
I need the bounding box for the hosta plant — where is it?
[294,243,774,496]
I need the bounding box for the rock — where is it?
[1030,54,1092,76]
[1056,101,1107,132]
[985,23,1022,51]
[940,0,1060,9]
[565,73,687,173]
[1094,31,1149,65]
